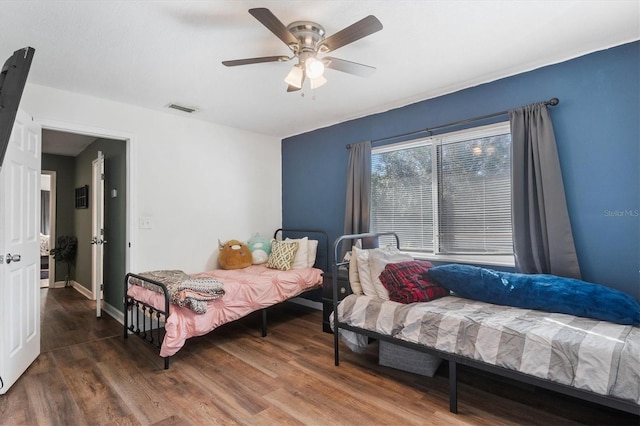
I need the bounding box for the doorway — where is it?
[40,171,56,288]
[41,124,130,321]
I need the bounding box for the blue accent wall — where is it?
[282,41,639,300]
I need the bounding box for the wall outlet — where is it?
[138,217,153,229]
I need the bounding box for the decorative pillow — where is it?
[285,237,309,269]
[265,240,299,271]
[348,246,363,295]
[247,233,272,264]
[368,247,413,299]
[379,260,449,304]
[428,264,640,326]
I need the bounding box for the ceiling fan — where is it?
[222,8,383,92]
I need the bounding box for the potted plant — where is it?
[50,235,78,287]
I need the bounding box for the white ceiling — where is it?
[1,1,638,140]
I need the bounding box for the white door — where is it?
[0,108,41,394]
[91,151,105,317]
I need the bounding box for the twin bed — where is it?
[124,229,327,369]
[331,232,640,416]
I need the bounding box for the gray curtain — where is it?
[510,103,581,279]
[342,141,372,256]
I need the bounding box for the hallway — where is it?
[40,287,121,352]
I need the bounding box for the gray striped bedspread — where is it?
[336,294,640,404]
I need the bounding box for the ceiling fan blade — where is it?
[249,8,299,48]
[324,57,376,77]
[318,15,383,53]
[222,56,290,67]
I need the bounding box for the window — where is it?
[371,122,513,261]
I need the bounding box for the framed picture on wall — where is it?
[75,185,89,209]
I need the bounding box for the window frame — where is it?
[371,121,515,267]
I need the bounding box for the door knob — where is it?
[5,253,21,264]
[90,237,97,245]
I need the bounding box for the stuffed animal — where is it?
[218,239,253,270]
[247,234,272,264]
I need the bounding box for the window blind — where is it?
[371,122,513,255]
[437,134,512,254]
[371,144,434,251]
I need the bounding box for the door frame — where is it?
[39,118,134,321]
[91,151,104,317]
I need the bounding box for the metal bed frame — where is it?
[124,228,328,370]
[331,232,640,416]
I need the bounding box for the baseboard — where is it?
[52,280,92,299]
[72,281,93,299]
[52,280,67,289]
[102,302,124,325]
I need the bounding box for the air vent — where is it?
[165,103,198,114]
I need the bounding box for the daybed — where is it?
[331,232,640,416]
[124,228,327,369]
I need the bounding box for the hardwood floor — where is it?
[0,287,637,425]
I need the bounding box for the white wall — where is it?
[21,83,282,274]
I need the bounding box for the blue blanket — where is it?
[428,264,640,326]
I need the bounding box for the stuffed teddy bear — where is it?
[218,239,253,270]
[247,234,272,264]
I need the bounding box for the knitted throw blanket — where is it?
[130,270,225,314]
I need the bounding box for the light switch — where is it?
[138,217,153,229]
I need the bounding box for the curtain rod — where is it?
[346,97,559,149]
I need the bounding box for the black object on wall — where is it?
[0,47,35,170]
[75,185,89,209]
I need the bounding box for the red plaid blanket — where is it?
[379,260,449,304]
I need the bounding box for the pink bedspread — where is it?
[127,265,323,357]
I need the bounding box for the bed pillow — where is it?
[348,247,363,295]
[307,239,318,267]
[266,240,299,271]
[353,246,376,296]
[368,247,413,299]
[379,260,449,304]
[428,264,640,326]
[285,237,309,269]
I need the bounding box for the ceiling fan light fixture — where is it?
[305,57,325,79]
[310,75,327,90]
[224,9,382,93]
[284,65,304,89]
